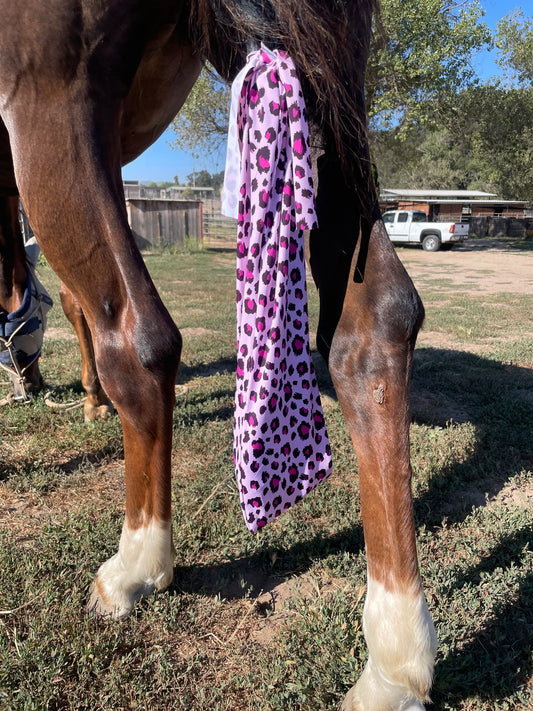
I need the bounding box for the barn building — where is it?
[380,189,531,237]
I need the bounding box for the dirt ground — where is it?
[396,238,533,296]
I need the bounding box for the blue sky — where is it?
[121,0,522,184]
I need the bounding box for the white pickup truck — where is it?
[382,210,469,251]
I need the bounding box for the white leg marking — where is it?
[342,576,437,711]
[88,518,174,618]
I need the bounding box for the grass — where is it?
[0,245,532,710]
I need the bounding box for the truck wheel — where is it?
[422,234,441,252]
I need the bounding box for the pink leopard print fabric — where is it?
[230,49,333,533]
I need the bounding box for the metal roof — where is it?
[382,189,497,198]
[381,197,525,206]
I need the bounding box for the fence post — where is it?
[198,200,203,249]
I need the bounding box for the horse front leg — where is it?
[6,103,181,619]
[310,161,437,711]
[59,282,114,421]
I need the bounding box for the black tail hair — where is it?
[189,0,378,196]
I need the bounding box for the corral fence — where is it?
[19,199,236,253]
[469,217,533,239]
[202,210,237,248]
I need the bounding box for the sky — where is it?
[121,0,523,185]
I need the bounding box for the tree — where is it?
[186,169,213,187]
[211,170,225,193]
[372,85,533,202]
[456,85,533,201]
[170,67,231,158]
[495,8,533,86]
[371,124,482,190]
[367,0,491,130]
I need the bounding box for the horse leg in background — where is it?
[59,282,114,421]
[310,157,437,711]
[0,194,44,397]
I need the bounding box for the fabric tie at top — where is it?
[223,47,333,533]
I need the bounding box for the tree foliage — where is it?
[458,86,533,201]
[367,0,491,129]
[495,8,533,86]
[372,85,533,202]
[186,169,225,190]
[170,66,231,158]
[371,125,477,191]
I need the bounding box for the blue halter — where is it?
[0,263,53,375]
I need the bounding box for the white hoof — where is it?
[341,577,437,711]
[341,662,427,711]
[86,519,174,619]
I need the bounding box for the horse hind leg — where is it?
[333,234,437,711]
[59,282,114,421]
[310,160,437,710]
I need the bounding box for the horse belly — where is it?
[120,15,202,165]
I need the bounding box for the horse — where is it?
[0,201,113,419]
[0,1,437,709]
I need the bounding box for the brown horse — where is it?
[0,1,437,709]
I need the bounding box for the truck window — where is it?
[397,212,409,223]
[382,213,394,223]
[412,212,428,223]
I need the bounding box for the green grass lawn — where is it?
[0,246,531,710]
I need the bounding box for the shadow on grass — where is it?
[0,446,122,487]
[175,356,236,384]
[0,379,123,486]
[205,245,236,256]
[434,568,533,707]
[171,521,365,602]
[410,347,533,526]
[410,348,533,705]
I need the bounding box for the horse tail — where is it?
[189,0,378,195]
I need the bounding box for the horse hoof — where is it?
[340,683,426,711]
[339,685,359,711]
[85,558,140,620]
[86,578,132,620]
[86,526,174,620]
[84,402,114,422]
[86,581,115,618]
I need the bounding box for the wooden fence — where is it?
[126,198,203,250]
